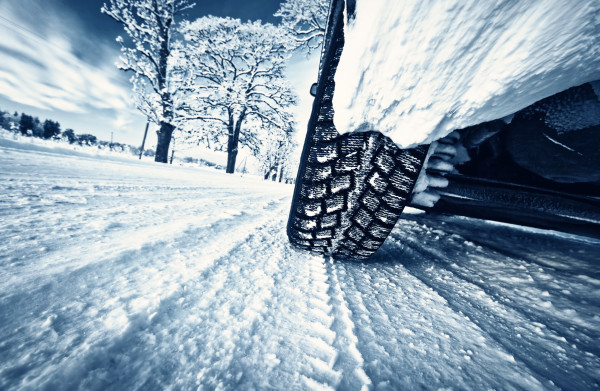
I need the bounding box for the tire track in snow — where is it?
[409,237,600,348]
[383,226,598,390]
[0,197,291,390]
[332,261,395,387]
[0,193,288,295]
[0,190,271,237]
[295,256,340,390]
[398,223,600,354]
[334,241,547,390]
[323,258,372,390]
[0,189,276,263]
[34,207,335,390]
[338,261,451,389]
[389,219,600,390]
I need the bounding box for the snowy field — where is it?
[1,139,599,390]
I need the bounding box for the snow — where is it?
[1,137,599,390]
[333,0,600,148]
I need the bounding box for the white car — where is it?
[287,0,600,259]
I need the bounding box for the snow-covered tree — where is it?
[258,117,297,182]
[178,17,298,174]
[0,111,7,130]
[19,114,34,136]
[274,0,329,53]
[63,129,77,144]
[101,0,194,163]
[42,119,61,139]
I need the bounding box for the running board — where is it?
[410,173,600,239]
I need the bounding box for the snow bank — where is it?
[333,0,600,148]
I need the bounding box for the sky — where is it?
[0,0,318,147]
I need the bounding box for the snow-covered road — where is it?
[1,140,599,390]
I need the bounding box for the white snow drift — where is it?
[333,0,600,147]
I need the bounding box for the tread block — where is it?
[293,216,318,231]
[316,229,333,239]
[362,238,383,250]
[396,152,424,174]
[291,239,312,247]
[301,181,327,200]
[291,229,314,240]
[342,240,359,251]
[373,149,396,174]
[382,192,407,210]
[369,222,392,239]
[360,189,380,212]
[374,206,400,225]
[348,226,365,241]
[389,170,415,193]
[312,239,330,247]
[331,174,352,194]
[308,143,338,164]
[317,104,334,122]
[297,201,322,217]
[320,213,339,229]
[367,171,388,194]
[314,122,338,141]
[340,135,365,155]
[334,153,360,172]
[325,193,345,213]
[352,208,372,229]
[305,165,332,182]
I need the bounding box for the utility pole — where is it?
[139,122,149,159]
[110,131,114,150]
[237,156,247,176]
[169,137,175,164]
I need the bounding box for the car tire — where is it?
[287,124,428,260]
[286,0,428,259]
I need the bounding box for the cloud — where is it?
[0,0,134,117]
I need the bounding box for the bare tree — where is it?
[178,17,297,174]
[101,0,194,163]
[274,0,329,54]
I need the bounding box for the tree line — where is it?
[101,0,328,181]
[0,109,151,156]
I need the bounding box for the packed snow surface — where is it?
[333,0,600,147]
[1,138,599,390]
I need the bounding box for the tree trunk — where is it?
[264,165,276,180]
[226,110,245,174]
[153,1,173,165]
[154,121,174,163]
[226,118,236,174]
